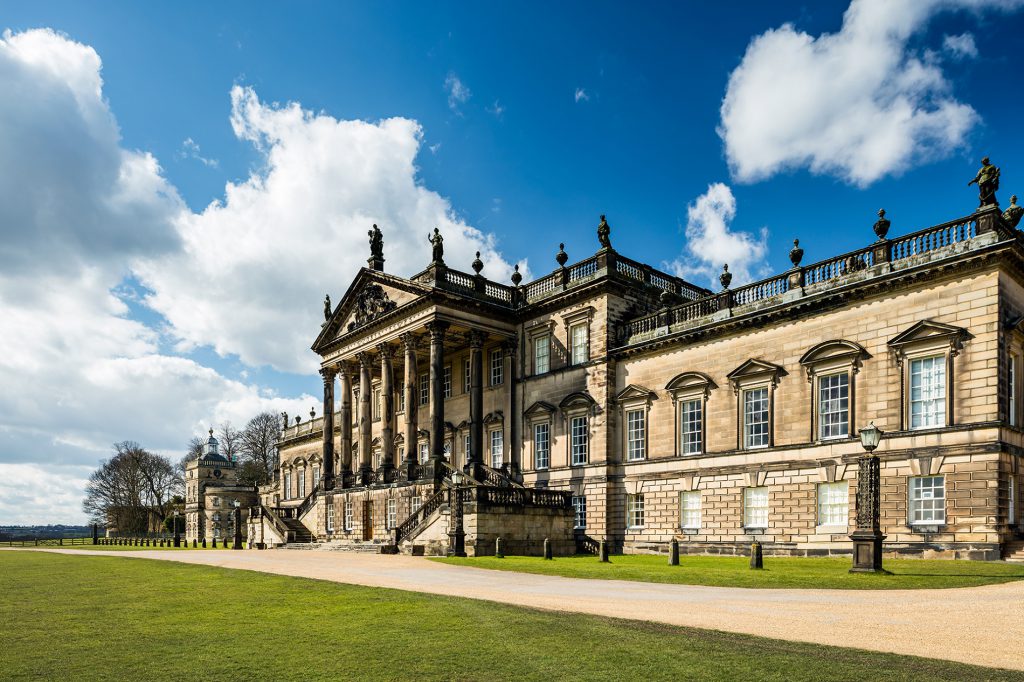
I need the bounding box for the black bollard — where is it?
[543,537,552,560]
[192,539,197,548]
[212,537,218,549]
[202,539,207,548]
[599,540,609,563]
[92,523,98,545]
[669,537,680,566]
[750,540,764,569]
[495,537,504,559]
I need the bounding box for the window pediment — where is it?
[562,306,595,327]
[393,433,404,446]
[799,340,869,382]
[615,384,657,404]
[665,372,717,398]
[483,411,504,425]
[559,391,596,412]
[416,429,430,439]
[888,320,971,363]
[727,359,785,393]
[523,401,556,419]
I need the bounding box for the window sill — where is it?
[909,524,945,533]
[626,526,645,531]
[680,527,699,534]
[815,525,848,534]
[743,527,767,534]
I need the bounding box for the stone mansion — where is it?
[249,192,1024,561]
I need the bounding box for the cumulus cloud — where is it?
[136,86,518,373]
[444,72,471,113]
[574,87,589,103]
[942,32,978,59]
[667,183,769,287]
[718,0,1020,187]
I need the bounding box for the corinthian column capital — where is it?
[467,329,486,348]
[377,342,395,359]
[426,320,450,341]
[400,332,420,352]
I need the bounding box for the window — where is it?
[570,323,588,365]
[1010,477,1017,526]
[490,430,504,468]
[443,365,452,399]
[744,487,769,528]
[326,503,335,532]
[626,409,646,461]
[313,466,321,488]
[283,472,291,500]
[1010,356,1018,427]
[419,373,429,405]
[818,373,849,439]
[626,493,645,529]
[398,446,404,462]
[443,440,452,462]
[386,498,396,529]
[910,356,945,429]
[743,388,770,449]
[570,416,588,466]
[491,349,503,386]
[464,358,471,393]
[817,482,849,527]
[909,476,945,525]
[572,495,587,529]
[680,491,701,530]
[464,433,470,459]
[212,497,220,507]
[411,496,422,516]
[373,388,381,421]
[534,423,550,469]
[344,500,353,530]
[534,335,550,374]
[297,470,306,498]
[398,388,405,413]
[419,442,428,463]
[679,399,703,455]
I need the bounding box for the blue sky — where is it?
[1,0,1022,522]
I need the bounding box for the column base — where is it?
[339,470,356,489]
[448,529,466,557]
[849,530,887,572]
[358,466,373,487]
[402,459,420,481]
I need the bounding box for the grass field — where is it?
[432,553,1024,589]
[1,551,1021,681]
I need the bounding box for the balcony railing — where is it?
[620,214,983,346]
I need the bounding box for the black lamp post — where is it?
[232,500,243,550]
[448,470,467,557]
[850,422,885,572]
[173,509,181,547]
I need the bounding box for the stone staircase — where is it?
[280,540,397,553]
[1003,540,1024,563]
[281,516,313,544]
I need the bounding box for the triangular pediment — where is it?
[726,358,785,381]
[614,384,657,403]
[523,401,556,418]
[312,269,431,352]
[888,320,970,349]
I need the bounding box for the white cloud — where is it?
[487,99,505,118]
[444,72,471,113]
[0,463,94,525]
[136,86,520,373]
[942,32,978,59]
[178,137,219,167]
[574,87,589,103]
[718,0,1021,187]
[667,183,769,288]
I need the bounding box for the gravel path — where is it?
[13,548,1024,671]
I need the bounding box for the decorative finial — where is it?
[597,214,612,250]
[556,243,568,267]
[872,209,890,240]
[310,407,316,420]
[1003,194,1023,229]
[789,239,804,267]
[295,415,302,425]
[472,251,484,275]
[511,264,522,286]
[719,264,732,290]
[208,428,214,437]
[968,156,1000,208]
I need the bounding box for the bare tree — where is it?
[83,442,182,534]
[218,421,242,463]
[240,411,280,486]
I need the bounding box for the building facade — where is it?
[257,199,1024,560]
[184,430,257,544]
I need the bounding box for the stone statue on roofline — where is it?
[323,294,331,321]
[597,215,612,249]
[968,156,1000,207]
[368,224,383,260]
[1004,195,1023,230]
[428,228,445,264]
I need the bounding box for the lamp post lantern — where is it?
[448,470,467,557]
[850,422,886,572]
[232,500,243,550]
[173,509,180,547]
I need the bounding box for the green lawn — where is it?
[1,552,1021,681]
[432,553,1024,590]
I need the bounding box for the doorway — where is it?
[362,500,374,541]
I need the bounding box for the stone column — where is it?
[502,336,518,477]
[357,352,373,486]
[338,362,354,486]
[378,343,395,476]
[319,366,336,490]
[468,329,486,474]
[401,333,419,478]
[427,321,450,474]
